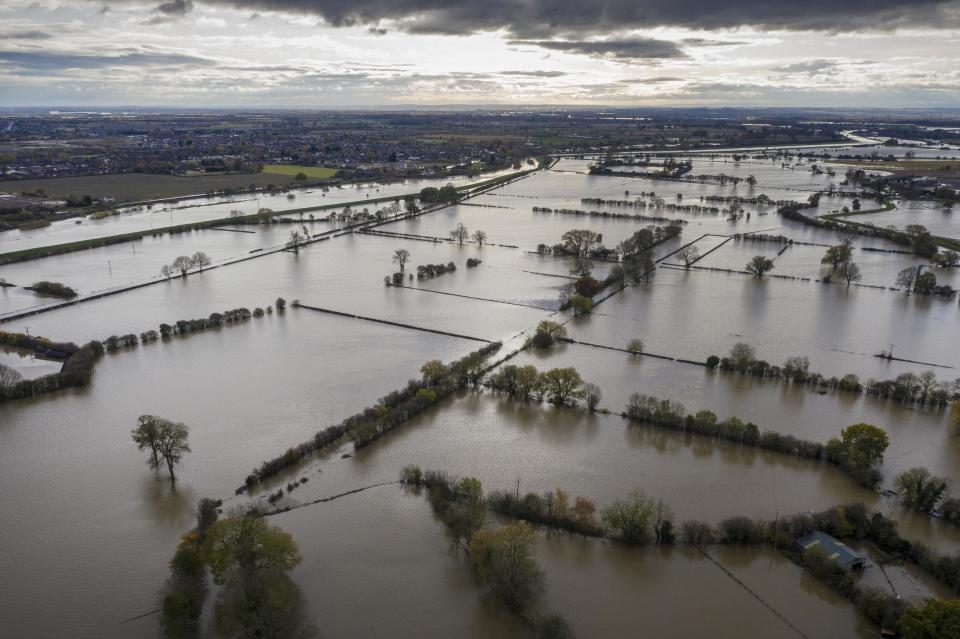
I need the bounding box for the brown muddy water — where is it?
[2,147,959,638]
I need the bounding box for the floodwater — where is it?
[275,485,879,639]
[0,314,486,638]
[0,165,521,253]
[0,346,62,378]
[2,144,960,638]
[842,199,959,239]
[563,266,959,380]
[509,346,960,528]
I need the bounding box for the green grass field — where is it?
[1,172,296,203]
[262,165,339,179]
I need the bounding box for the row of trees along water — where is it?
[708,342,960,409]
[401,468,960,637]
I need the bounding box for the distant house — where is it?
[796,531,866,570]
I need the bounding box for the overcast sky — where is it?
[2,0,960,107]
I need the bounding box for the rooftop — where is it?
[796,531,866,569]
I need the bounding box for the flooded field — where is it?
[0,167,520,253]
[2,144,959,638]
[276,486,879,639]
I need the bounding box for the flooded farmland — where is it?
[2,145,960,639]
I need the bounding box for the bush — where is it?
[400,465,423,485]
[0,339,103,402]
[719,516,762,543]
[531,320,566,348]
[706,355,720,368]
[680,520,716,545]
[28,281,77,298]
[574,275,603,297]
[583,383,601,412]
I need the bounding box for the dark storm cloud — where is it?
[776,59,840,74]
[152,0,959,36]
[681,38,750,47]
[155,0,194,16]
[0,49,215,73]
[508,38,686,60]
[0,30,54,40]
[499,70,569,77]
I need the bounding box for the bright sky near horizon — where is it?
[2,0,960,107]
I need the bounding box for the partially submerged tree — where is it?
[729,342,756,373]
[132,414,164,470]
[601,490,657,544]
[0,363,23,391]
[837,260,862,286]
[420,359,450,386]
[467,522,544,612]
[931,250,960,268]
[583,383,602,412]
[450,223,469,245]
[172,255,194,278]
[393,248,410,271]
[472,230,488,247]
[531,320,567,348]
[821,241,853,269]
[678,245,700,268]
[202,511,313,638]
[191,251,211,273]
[287,230,305,254]
[899,599,960,639]
[560,229,600,257]
[540,367,585,405]
[745,255,774,277]
[626,338,644,355]
[826,423,889,485]
[571,294,593,316]
[906,224,938,258]
[894,467,949,513]
[896,266,937,294]
[132,415,190,482]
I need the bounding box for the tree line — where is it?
[624,392,889,487]
[710,342,959,408]
[0,332,103,402]
[159,500,315,639]
[401,468,575,638]
[238,342,503,493]
[403,468,960,639]
[160,251,212,280]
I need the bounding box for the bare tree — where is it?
[171,255,194,278]
[837,260,862,286]
[450,223,469,245]
[191,251,211,272]
[0,362,23,391]
[287,230,305,254]
[561,229,600,257]
[472,230,488,247]
[393,249,410,271]
[678,245,700,268]
[896,266,919,294]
